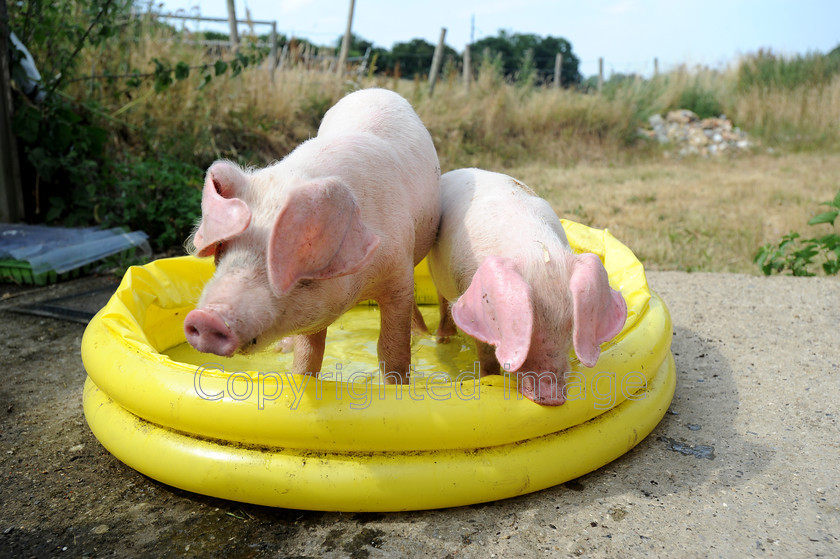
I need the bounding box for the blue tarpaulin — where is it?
[0,224,149,276]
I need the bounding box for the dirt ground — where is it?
[1,269,838,558]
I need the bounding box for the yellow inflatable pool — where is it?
[82,220,675,511]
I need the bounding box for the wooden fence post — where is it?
[553,53,563,88]
[278,43,288,71]
[336,0,355,76]
[268,21,277,82]
[226,0,240,53]
[463,44,471,93]
[0,0,24,223]
[428,27,446,95]
[598,57,604,92]
[357,46,372,77]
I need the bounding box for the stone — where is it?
[688,128,709,146]
[643,109,755,157]
[666,109,699,124]
[647,114,669,143]
[699,117,723,129]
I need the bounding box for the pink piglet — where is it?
[428,168,626,405]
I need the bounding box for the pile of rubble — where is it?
[640,109,754,157]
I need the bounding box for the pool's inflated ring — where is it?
[82,220,675,512]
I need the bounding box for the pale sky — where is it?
[154,0,840,78]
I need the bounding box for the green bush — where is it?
[101,156,203,250]
[677,84,724,119]
[755,190,840,276]
[14,96,110,226]
[9,0,261,252]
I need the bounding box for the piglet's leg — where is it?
[375,278,415,385]
[475,341,501,377]
[292,330,327,376]
[411,304,430,335]
[435,295,457,343]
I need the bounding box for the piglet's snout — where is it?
[184,308,239,357]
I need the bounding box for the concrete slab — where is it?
[1,271,837,558]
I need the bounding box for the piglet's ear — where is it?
[267,178,380,295]
[569,252,627,368]
[192,162,252,257]
[452,256,533,372]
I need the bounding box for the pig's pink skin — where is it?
[428,168,627,406]
[186,89,440,380]
[183,307,239,357]
[192,168,251,257]
[451,256,534,372]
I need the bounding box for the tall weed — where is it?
[736,49,840,92]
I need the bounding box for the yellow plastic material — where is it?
[82,220,675,511]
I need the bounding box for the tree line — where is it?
[205,27,583,87]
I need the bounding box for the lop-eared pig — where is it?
[184,88,441,382]
[428,168,626,405]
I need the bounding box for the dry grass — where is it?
[102,62,838,274]
[86,26,840,164]
[730,75,840,148]
[411,82,643,171]
[102,68,348,166]
[68,28,840,273]
[505,153,840,274]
